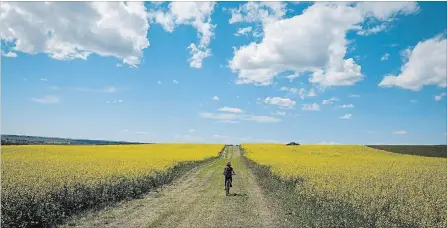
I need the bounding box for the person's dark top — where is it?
[223,166,234,177]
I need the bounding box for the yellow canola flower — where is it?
[243,144,447,227]
[2,144,223,199]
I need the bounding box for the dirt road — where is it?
[61,146,289,228]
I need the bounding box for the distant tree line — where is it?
[1,135,147,145]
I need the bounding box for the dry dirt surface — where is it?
[61,146,290,228]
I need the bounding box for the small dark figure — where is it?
[223,161,236,189]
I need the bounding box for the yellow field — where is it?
[243,144,447,227]
[1,144,224,227]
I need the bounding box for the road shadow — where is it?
[228,193,248,197]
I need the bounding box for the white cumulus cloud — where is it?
[229,2,287,25]
[264,97,296,108]
[1,2,150,66]
[1,51,17,57]
[381,53,390,61]
[434,92,447,101]
[148,2,216,68]
[218,107,244,113]
[302,103,320,111]
[340,113,352,119]
[243,115,281,123]
[337,104,355,108]
[229,2,420,87]
[212,96,219,101]
[234,26,253,37]
[200,111,280,123]
[322,97,339,105]
[199,112,239,121]
[379,34,447,91]
[274,111,286,116]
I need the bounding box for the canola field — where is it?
[243,144,447,227]
[1,144,224,228]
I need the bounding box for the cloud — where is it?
[228,2,287,25]
[76,86,119,93]
[243,115,280,123]
[380,53,390,61]
[337,104,355,108]
[102,86,119,93]
[212,96,219,101]
[281,87,315,99]
[187,43,211,68]
[116,63,123,67]
[340,113,352,119]
[434,92,447,101]
[410,99,418,103]
[173,79,179,84]
[0,2,150,66]
[218,107,244,113]
[393,130,407,135]
[136,131,148,134]
[188,129,195,132]
[158,80,162,85]
[264,97,296,108]
[322,97,339,105]
[148,2,216,68]
[200,112,239,121]
[40,78,48,82]
[356,2,419,36]
[357,2,419,21]
[379,34,447,91]
[302,103,320,111]
[229,3,363,87]
[229,2,419,87]
[234,26,253,37]
[31,95,60,104]
[298,88,306,99]
[216,120,239,124]
[200,111,280,123]
[106,99,124,104]
[274,111,286,116]
[357,23,389,36]
[1,51,17,57]
[348,94,360,98]
[280,86,292,91]
[307,88,317,97]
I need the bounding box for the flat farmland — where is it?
[243,144,447,227]
[1,144,224,227]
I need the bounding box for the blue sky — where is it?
[1,1,446,144]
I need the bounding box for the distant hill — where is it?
[1,135,146,145]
